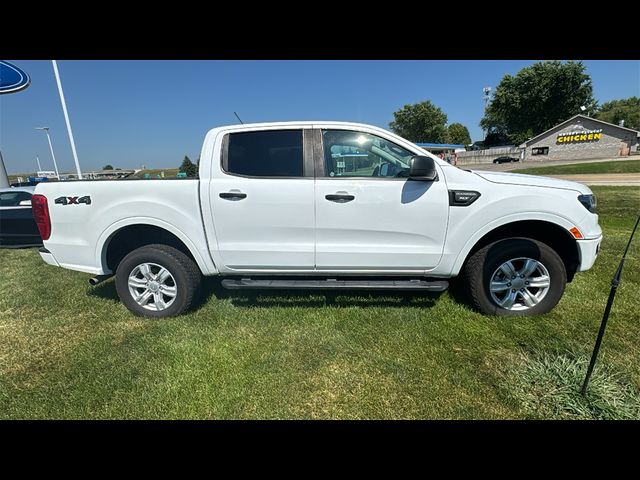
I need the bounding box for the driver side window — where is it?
[322,130,413,178]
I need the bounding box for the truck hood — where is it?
[471,170,590,193]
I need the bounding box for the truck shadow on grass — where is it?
[88,276,446,310]
[196,277,443,310]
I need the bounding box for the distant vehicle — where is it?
[0,186,42,248]
[493,156,519,164]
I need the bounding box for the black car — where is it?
[493,156,519,164]
[0,187,42,248]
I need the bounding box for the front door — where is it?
[209,128,315,271]
[314,129,449,273]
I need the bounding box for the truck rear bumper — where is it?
[39,247,60,267]
[577,235,602,272]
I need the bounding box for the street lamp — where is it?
[35,127,60,180]
[482,86,492,140]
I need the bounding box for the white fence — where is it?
[456,147,521,165]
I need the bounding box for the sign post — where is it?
[51,60,83,179]
[0,61,32,188]
[0,151,9,189]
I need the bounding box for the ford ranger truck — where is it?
[32,122,602,318]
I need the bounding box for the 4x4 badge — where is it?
[55,196,91,205]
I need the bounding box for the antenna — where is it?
[234,112,244,124]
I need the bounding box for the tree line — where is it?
[167,61,638,173]
[390,60,639,148]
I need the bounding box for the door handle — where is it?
[325,193,355,203]
[219,191,247,200]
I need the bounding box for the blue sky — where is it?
[1,60,638,173]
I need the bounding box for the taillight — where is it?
[31,194,51,240]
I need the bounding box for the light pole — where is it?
[35,127,60,180]
[36,155,42,172]
[482,86,492,140]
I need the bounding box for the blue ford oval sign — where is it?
[0,61,31,94]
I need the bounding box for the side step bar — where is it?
[221,278,449,292]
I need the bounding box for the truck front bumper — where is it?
[577,235,602,272]
[39,247,60,267]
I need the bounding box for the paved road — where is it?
[546,174,640,186]
[465,156,639,172]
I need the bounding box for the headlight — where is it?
[578,194,597,213]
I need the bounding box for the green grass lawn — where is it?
[513,159,640,175]
[0,186,638,419]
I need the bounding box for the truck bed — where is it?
[34,179,213,275]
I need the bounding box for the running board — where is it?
[221,278,449,292]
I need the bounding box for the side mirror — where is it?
[409,155,437,181]
[19,200,32,206]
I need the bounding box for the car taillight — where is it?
[31,194,51,240]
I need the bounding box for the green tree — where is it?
[389,100,448,143]
[480,61,597,145]
[594,97,640,131]
[445,123,472,145]
[103,164,114,170]
[484,130,513,147]
[179,156,198,177]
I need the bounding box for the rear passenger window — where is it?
[224,130,303,177]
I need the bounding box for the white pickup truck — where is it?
[32,121,602,318]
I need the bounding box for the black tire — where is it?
[462,238,566,316]
[115,244,202,318]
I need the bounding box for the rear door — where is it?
[313,128,449,273]
[208,128,315,271]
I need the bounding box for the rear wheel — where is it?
[115,244,202,318]
[462,238,566,316]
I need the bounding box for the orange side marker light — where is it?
[570,227,584,239]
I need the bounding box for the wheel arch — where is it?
[96,218,217,275]
[453,218,580,282]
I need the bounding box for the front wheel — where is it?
[115,244,202,318]
[462,238,566,316]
